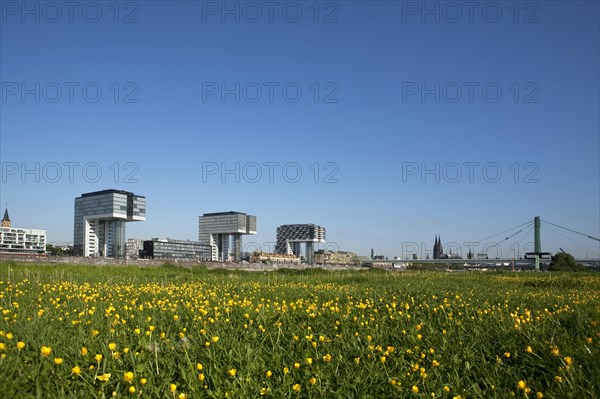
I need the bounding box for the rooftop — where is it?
[80,189,145,198]
[202,211,249,217]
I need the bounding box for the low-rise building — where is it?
[141,238,211,261]
[0,208,46,255]
[0,227,47,255]
[249,251,300,264]
[314,250,359,265]
[126,238,145,259]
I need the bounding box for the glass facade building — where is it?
[198,211,257,262]
[74,189,145,257]
[141,238,211,261]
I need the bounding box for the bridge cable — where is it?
[543,223,600,257]
[515,224,535,257]
[471,220,533,244]
[541,220,600,242]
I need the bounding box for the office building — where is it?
[275,224,326,265]
[74,189,145,258]
[0,208,46,255]
[199,211,256,262]
[141,238,211,261]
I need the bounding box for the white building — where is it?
[0,208,46,254]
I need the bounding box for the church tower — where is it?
[2,208,11,228]
[433,235,444,259]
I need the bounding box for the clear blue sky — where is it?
[1,1,599,259]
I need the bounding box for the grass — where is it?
[0,261,598,398]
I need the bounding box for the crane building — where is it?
[198,211,256,262]
[275,224,326,265]
[73,189,146,258]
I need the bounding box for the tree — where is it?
[412,253,418,260]
[548,252,586,272]
[46,244,74,256]
[467,249,473,260]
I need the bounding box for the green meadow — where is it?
[0,261,598,398]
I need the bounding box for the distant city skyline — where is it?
[1,2,598,259]
[2,197,598,260]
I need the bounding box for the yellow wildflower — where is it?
[40,346,51,357]
[123,371,134,383]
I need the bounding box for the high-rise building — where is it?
[0,207,46,255]
[275,224,326,265]
[198,211,256,262]
[73,189,145,258]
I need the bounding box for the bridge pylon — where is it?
[525,216,551,271]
